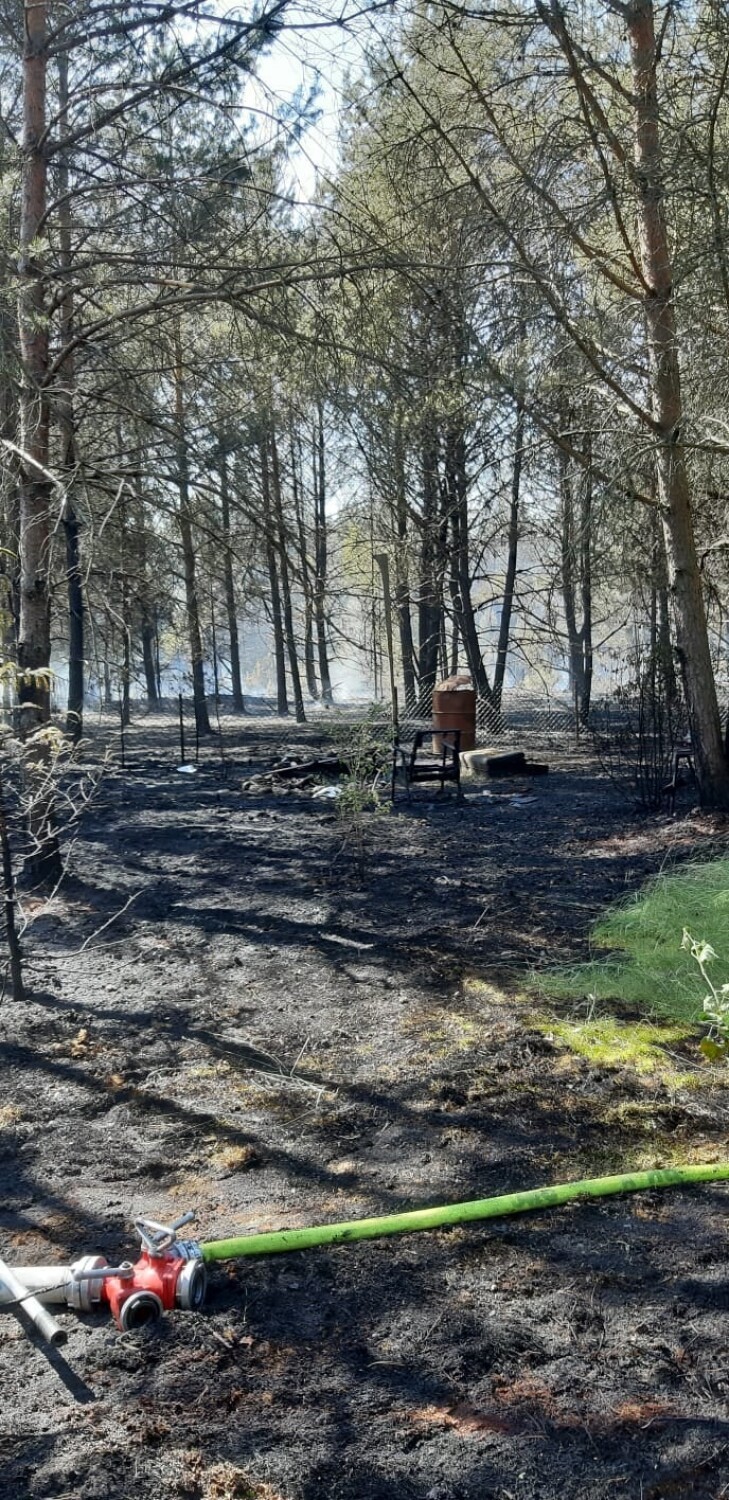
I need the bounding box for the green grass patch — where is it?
[532,1013,694,1078]
[539,857,729,1023]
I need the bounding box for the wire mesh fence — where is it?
[399,684,582,748]
[4,674,728,765]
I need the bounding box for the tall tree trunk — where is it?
[259,430,288,715]
[118,479,131,728]
[369,496,380,698]
[656,562,676,707]
[628,0,729,805]
[133,455,159,704]
[0,304,19,674]
[559,447,586,718]
[103,636,112,707]
[0,508,17,701]
[121,623,131,727]
[57,49,84,742]
[439,460,453,680]
[64,501,83,736]
[0,766,24,1000]
[177,492,210,735]
[313,402,333,704]
[154,620,162,700]
[269,424,305,723]
[141,613,158,703]
[291,429,318,700]
[173,325,211,737]
[219,446,244,712]
[447,605,457,678]
[493,396,524,712]
[417,422,442,710]
[18,0,60,882]
[392,415,417,711]
[445,422,493,705]
[579,436,593,723]
[210,584,220,705]
[647,498,677,707]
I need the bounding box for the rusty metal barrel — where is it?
[432,675,477,753]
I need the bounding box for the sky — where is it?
[250,1,384,203]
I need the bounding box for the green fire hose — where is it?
[201,1162,729,1263]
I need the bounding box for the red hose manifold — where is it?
[102,1246,206,1331]
[0,1212,207,1337]
[98,1214,207,1331]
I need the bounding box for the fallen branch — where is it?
[268,756,349,780]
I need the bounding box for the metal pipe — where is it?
[201,1163,729,1263]
[3,1265,72,1304]
[0,1256,67,1345]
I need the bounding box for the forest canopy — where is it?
[3,0,729,810]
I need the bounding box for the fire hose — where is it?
[2,1163,728,1342]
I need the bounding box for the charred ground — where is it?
[1,715,728,1500]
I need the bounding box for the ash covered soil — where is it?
[2,713,729,1500]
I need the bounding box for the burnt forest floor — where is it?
[2,709,729,1500]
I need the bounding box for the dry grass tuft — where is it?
[202,1465,283,1500]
